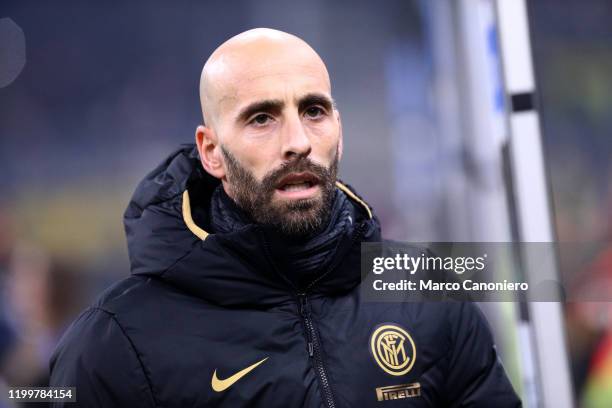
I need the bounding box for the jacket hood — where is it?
[123,144,381,307]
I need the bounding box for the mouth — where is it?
[275,172,321,199]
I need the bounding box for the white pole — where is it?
[495,0,574,406]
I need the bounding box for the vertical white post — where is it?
[450,0,527,402]
[495,0,574,406]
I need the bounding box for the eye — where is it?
[305,106,325,119]
[249,113,272,127]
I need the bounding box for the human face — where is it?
[198,40,343,235]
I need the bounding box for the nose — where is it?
[281,111,312,161]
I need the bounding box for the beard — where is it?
[221,146,339,238]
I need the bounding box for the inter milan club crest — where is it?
[370,324,416,376]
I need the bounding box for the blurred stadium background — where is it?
[0,0,611,406]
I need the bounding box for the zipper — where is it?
[298,293,336,408]
[258,221,369,408]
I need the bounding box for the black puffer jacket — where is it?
[49,144,521,407]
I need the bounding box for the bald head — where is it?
[199,28,331,129]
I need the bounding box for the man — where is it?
[49,28,521,407]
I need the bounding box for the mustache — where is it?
[261,157,330,189]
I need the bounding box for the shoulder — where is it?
[49,275,164,373]
[50,307,121,371]
[443,301,494,346]
[49,286,158,407]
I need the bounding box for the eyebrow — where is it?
[236,99,284,124]
[298,93,335,113]
[235,93,336,124]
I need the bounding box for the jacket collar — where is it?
[124,144,381,307]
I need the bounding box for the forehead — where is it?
[217,57,332,118]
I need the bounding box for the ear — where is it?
[336,110,344,162]
[195,125,225,179]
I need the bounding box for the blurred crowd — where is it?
[0,205,87,407]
